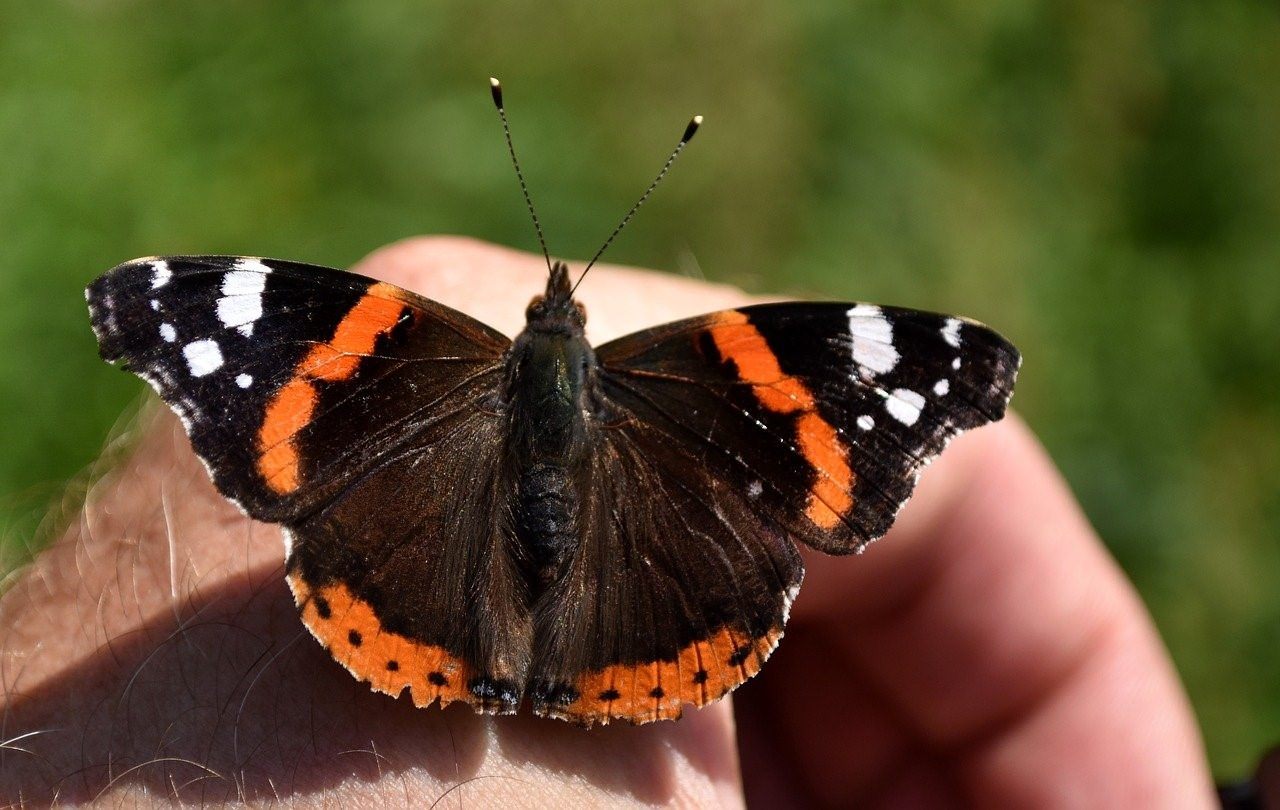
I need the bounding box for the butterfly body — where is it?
[87,253,1020,726]
[504,264,599,587]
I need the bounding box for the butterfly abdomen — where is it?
[516,461,578,584]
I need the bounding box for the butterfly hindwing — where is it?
[284,401,530,713]
[527,415,803,724]
[87,256,511,522]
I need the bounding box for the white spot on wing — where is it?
[217,262,271,335]
[952,356,962,370]
[856,414,874,431]
[149,260,172,289]
[159,323,176,342]
[183,339,224,377]
[934,379,950,396]
[150,299,161,311]
[885,388,926,426]
[846,304,899,376]
[236,373,253,388]
[747,480,763,499]
[942,318,962,348]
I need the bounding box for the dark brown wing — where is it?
[527,302,1018,724]
[284,397,530,714]
[89,256,527,713]
[526,416,803,725]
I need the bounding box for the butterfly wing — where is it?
[284,407,530,713]
[87,256,510,521]
[528,302,1018,724]
[595,302,1020,553]
[527,420,804,724]
[88,256,526,712]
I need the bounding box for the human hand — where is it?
[0,237,1214,806]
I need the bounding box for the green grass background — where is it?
[1,0,1276,778]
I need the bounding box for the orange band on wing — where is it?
[542,625,783,726]
[797,411,854,527]
[257,283,408,493]
[708,311,855,529]
[297,286,407,381]
[257,380,317,493]
[286,573,475,709]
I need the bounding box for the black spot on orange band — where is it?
[286,572,480,710]
[535,624,784,726]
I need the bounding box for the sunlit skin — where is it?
[0,238,1214,806]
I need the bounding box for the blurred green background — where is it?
[1,0,1276,778]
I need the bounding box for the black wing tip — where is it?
[86,274,124,357]
[86,257,168,353]
[981,333,1022,421]
[938,314,1021,423]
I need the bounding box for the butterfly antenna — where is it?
[490,77,552,273]
[571,114,702,295]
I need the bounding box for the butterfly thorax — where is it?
[503,263,597,585]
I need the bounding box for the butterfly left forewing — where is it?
[87,256,511,522]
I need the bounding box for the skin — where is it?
[0,237,1216,807]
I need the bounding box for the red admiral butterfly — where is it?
[86,80,1019,726]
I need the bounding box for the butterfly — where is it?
[84,80,1019,726]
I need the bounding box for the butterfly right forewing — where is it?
[594,302,1020,554]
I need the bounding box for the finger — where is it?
[789,414,1215,802]
[797,416,1130,741]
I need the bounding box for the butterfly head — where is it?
[524,261,586,333]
